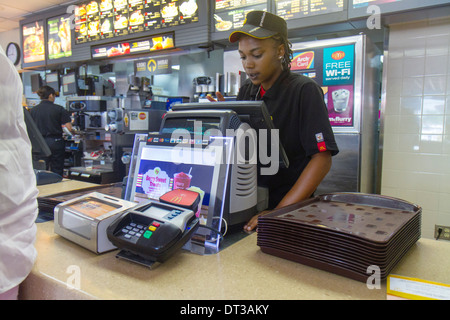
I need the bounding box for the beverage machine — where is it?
[64,71,168,184]
[66,96,134,184]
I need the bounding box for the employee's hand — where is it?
[207,91,225,102]
[243,210,271,233]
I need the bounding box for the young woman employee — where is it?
[209,11,339,232]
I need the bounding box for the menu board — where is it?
[73,0,198,45]
[214,0,267,32]
[22,21,45,64]
[276,0,344,21]
[47,15,72,60]
[352,0,402,8]
[91,32,175,59]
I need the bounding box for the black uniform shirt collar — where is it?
[252,69,290,101]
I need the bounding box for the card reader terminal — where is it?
[107,200,199,267]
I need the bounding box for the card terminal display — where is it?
[130,143,217,224]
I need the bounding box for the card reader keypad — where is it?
[120,221,161,244]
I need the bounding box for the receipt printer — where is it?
[54,192,138,253]
[106,200,200,266]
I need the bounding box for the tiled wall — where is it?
[381,17,450,239]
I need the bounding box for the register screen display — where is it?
[130,144,216,215]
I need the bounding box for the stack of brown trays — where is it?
[257,193,421,283]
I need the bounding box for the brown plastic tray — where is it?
[257,193,422,282]
[257,219,421,264]
[258,193,421,244]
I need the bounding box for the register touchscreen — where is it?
[129,143,217,220]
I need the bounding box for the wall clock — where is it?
[6,42,20,66]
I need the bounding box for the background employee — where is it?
[30,85,74,177]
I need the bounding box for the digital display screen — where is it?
[47,15,72,60]
[131,145,215,211]
[348,0,450,19]
[160,117,221,136]
[22,20,45,64]
[276,0,344,21]
[46,72,60,92]
[213,2,267,32]
[352,0,401,8]
[62,72,78,95]
[91,33,175,59]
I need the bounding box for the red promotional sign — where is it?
[291,51,314,70]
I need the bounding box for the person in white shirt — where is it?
[0,45,39,300]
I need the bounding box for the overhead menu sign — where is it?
[91,32,175,59]
[74,0,198,45]
[275,0,344,21]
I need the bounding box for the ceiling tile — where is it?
[0,0,54,12]
[0,5,28,19]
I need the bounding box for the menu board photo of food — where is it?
[114,0,129,37]
[22,20,45,64]
[74,3,88,44]
[179,0,199,24]
[100,0,114,40]
[47,15,72,60]
[160,1,179,27]
[129,9,145,33]
[86,1,101,41]
[100,0,113,11]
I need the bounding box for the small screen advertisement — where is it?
[131,145,217,222]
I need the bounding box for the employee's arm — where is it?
[63,122,75,134]
[243,151,332,232]
[207,91,225,102]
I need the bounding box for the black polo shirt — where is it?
[30,100,72,138]
[237,69,339,208]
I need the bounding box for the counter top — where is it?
[21,180,450,300]
[20,220,450,300]
[36,179,99,198]
[21,221,391,300]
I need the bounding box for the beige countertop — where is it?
[21,180,450,300]
[21,221,390,300]
[36,179,99,198]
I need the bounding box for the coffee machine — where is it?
[67,96,134,184]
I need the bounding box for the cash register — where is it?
[54,100,287,263]
[122,100,288,254]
